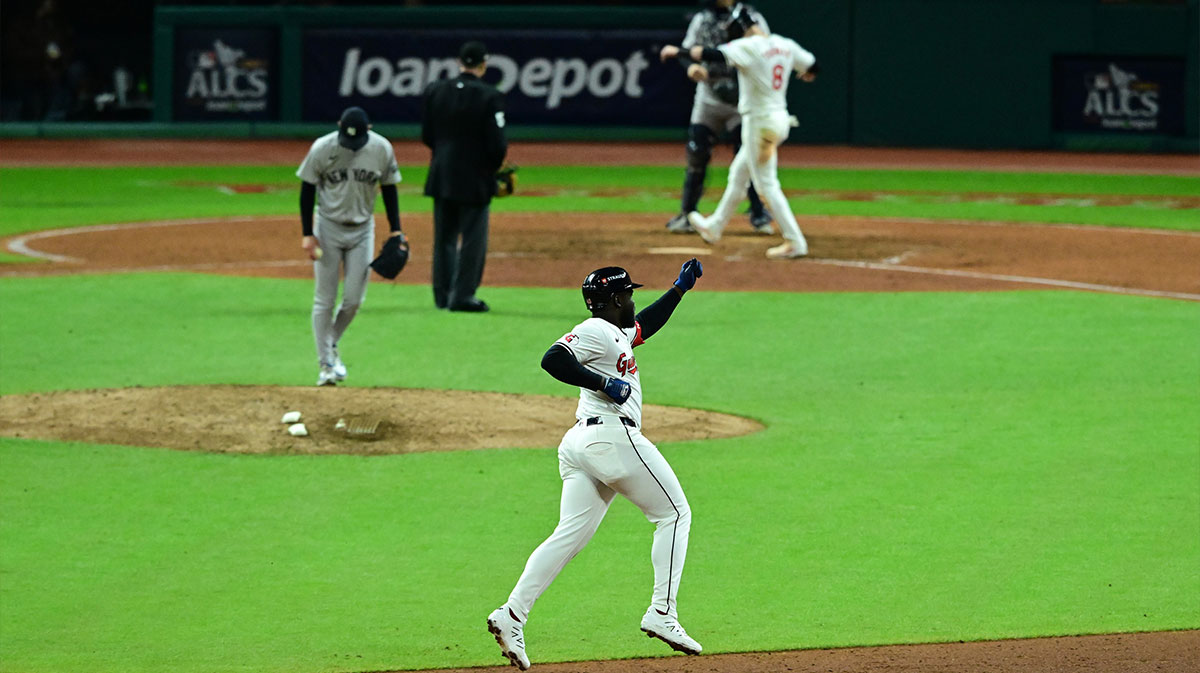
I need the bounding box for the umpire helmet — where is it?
[581,266,643,311]
[725,3,758,40]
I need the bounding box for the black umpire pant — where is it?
[431,198,489,309]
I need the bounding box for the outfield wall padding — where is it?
[3,2,1194,152]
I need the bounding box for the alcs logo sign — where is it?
[184,39,269,112]
[1082,63,1160,131]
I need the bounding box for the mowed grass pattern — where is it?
[1,275,1197,672]
[1,163,1198,672]
[2,166,1198,237]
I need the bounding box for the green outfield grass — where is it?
[1,163,1198,673]
[1,276,1197,673]
[2,166,1198,238]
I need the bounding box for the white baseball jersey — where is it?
[296,130,401,224]
[555,317,645,426]
[718,34,816,115]
[682,8,769,110]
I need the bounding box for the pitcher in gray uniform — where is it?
[297,106,404,386]
[665,0,773,236]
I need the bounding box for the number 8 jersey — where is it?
[719,33,816,116]
[555,317,646,426]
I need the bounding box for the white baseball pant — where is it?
[703,109,808,252]
[505,416,692,622]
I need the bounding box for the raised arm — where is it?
[635,258,703,342]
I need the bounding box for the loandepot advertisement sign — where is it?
[302,28,692,125]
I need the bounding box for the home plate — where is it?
[646,247,712,255]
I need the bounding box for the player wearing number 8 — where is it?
[661,3,818,259]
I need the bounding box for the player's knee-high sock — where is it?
[506,472,614,622]
[707,146,752,234]
[750,147,807,253]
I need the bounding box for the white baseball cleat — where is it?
[640,607,703,655]
[487,606,531,671]
[766,240,808,259]
[686,211,720,244]
[330,345,347,382]
[316,364,338,387]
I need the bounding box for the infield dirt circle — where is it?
[0,140,1196,672]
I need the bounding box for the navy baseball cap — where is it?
[458,41,488,68]
[337,106,370,151]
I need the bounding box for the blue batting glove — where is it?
[674,257,704,292]
[603,377,632,404]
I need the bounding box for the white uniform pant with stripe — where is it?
[705,109,808,252]
[505,416,691,622]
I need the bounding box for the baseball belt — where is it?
[585,416,636,428]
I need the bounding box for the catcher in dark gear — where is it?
[663,0,773,237]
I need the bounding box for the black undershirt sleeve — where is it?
[697,46,725,64]
[541,344,605,391]
[635,288,683,342]
[299,181,316,236]
[380,184,401,233]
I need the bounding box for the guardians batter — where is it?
[297,106,404,386]
[487,259,705,671]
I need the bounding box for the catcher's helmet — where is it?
[725,3,758,40]
[581,266,643,311]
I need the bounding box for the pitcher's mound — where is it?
[0,385,762,455]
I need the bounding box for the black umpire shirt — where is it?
[421,72,508,205]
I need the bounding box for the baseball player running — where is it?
[487,259,705,671]
[666,0,773,236]
[661,4,818,259]
[297,106,405,386]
